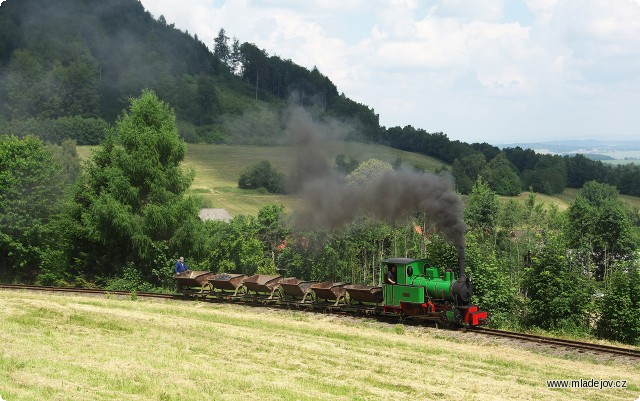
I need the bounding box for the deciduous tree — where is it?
[464,178,499,240]
[0,135,65,282]
[566,181,636,280]
[345,158,392,185]
[481,152,521,196]
[597,261,640,344]
[524,233,592,330]
[238,160,285,193]
[452,152,486,194]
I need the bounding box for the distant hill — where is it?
[3,0,640,199]
[0,0,223,122]
[0,0,381,144]
[499,139,640,154]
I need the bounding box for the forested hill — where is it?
[0,0,379,144]
[1,0,640,197]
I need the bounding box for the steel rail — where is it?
[2,284,638,359]
[469,327,640,359]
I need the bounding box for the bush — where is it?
[104,265,155,292]
[238,160,285,193]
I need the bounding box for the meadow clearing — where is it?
[78,142,446,216]
[1,290,639,401]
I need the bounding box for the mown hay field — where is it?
[1,290,638,401]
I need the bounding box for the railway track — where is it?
[468,327,640,359]
[3,283,639,360]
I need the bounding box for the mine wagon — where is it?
[242,274,283,300]
[344,284,383,304]
[174,271,216,295]
[310,281,348,306]
[279,277,317,303]
[208,273,248,297]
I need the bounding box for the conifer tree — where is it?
[69,90,206,282]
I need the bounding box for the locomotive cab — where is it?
[382,258,452,307]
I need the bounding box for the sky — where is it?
[6,0,640,145]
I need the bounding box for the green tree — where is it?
[238,160,284,193]
[334,154,359,175]
[0,135,65,282]
[47,139,81,185]
[496,198,528,286]
[521,155,566,195]
[345,158,392,185]
[229,37,242,74]
[566,181,636,280]
[1,116,109,145]
[5,49,59,119]
[213,28,230,66]
[565,154,610,188]
[68,90,205,282]
[579,180,619,205]
[616,163,640,196]
[196,74,220,125]
[452,152,486,194]
[222,105,282,145]
[597,261,640,344]
[52,56,100,117]
[524,233,592,331]
[239,42,270,99]
[257,204,288,264]
[463,233,520,327]
[481,152,522,196]
[204,214,271,275]
[464,178,499,240]
[498,199,525,234]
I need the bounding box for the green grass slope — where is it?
[1,290,638,401]
[184,142,447,215]
[548,188,640,211]
[79,143,448,216]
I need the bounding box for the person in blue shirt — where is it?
[174,256,189,274]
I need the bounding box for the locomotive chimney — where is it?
[452,246,471,304]
[457,248,465,279]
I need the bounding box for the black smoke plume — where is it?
[286,105,466,251]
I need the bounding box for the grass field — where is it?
[1,290,638,401]
[76,143,640,216]
[184,143,448,215]
[546,188,640,210]
[78,143,447,216]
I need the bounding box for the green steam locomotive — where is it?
[381,255,486,326]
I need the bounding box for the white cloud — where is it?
[434,0,505,21]
[32,0,640,143]
[138,0,640,142]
